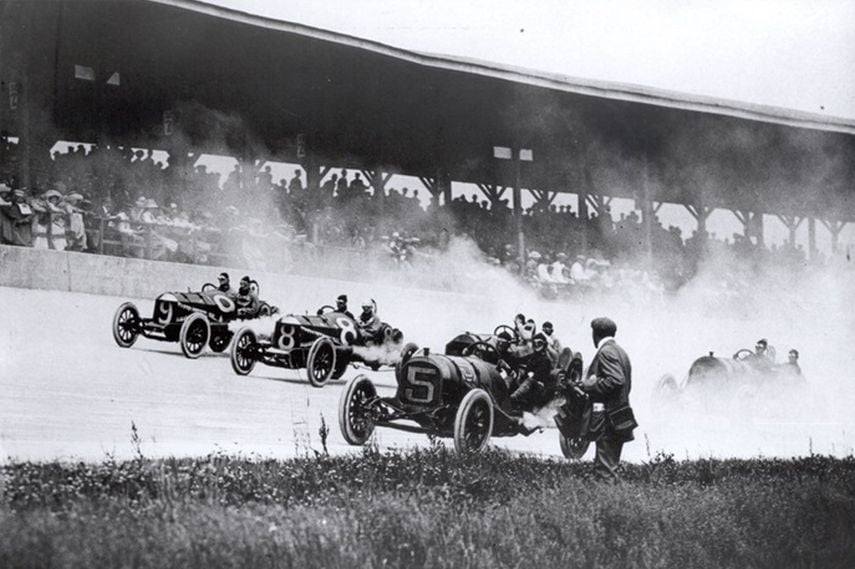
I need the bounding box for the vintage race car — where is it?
[338,330,589,455]
[656,346,805,397]
[111,281,278,358]
[229,303,411,387]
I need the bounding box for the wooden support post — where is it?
[808,217,816,259]
[820,219,847,254]
[775,215,805,247]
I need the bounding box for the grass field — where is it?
[2,442,854,569]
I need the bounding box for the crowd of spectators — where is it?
[0,141,838,298]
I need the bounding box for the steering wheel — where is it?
[733,349,754,361]
[201,282,218,292]
[317,305,336,315]
[461,341,499,362]
[493,324,518,341]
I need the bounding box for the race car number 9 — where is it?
[336,317,357,345]
[156,302,173,324]
[404,365,436,404]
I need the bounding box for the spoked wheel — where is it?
[112,302,140,348]
[230,328,257,375]
[338,374,377,445]
[179,313,210,359]
[306,337,337,387]
[559,434,591,460]
[453,388,494,453]
[209,331,232,353]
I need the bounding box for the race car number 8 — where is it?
[404,365,436,404]
[336,317,357,345]
[278,324,296,350]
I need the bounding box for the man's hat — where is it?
[12,189,25,198]
[241,275,251,282]
[144,198,159,209]
[65,192,84,202]
[135,196,147,207]
[44,189,62,200]
[337,294,348,303]
[756,338,768,347]
[542,321,554,329]
[532,333,548,346]
[218,272,229,280]
[591,317,617,337]
[0,183,10,194]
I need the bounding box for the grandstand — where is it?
[1,0,853,293]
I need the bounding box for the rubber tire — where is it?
[112,302,140,348]
[179,313,210,359]
[453,388,494,453]
[209,331,232,353]
[559,434,591,460]
[306,337,337,387]
[338,375,377,445]
[230,328,257,375]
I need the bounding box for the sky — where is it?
[209,0,855,119]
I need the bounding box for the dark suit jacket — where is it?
[584,338,637,440]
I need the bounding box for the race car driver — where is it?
[335,294,354,319]
[217,272,236,296]
[234,275,261,318]
[357,298,383,342]
[509,333,556,410]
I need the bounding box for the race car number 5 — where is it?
[336,317,357,345]
[404,366,436,404]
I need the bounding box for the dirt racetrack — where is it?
[2,284,853,464]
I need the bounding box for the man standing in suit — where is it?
[580,317,637,478]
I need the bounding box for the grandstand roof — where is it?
[2,0,853,219]
[160,0,855,136]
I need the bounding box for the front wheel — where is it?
[112,302,140,348]
[179,313,210,359]
[306,337,337,387]
[453,388,494,453]
[559,434,590,460]
[230,328,257,375]
[338,375,377,445]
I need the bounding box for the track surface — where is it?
[2,286,853,464]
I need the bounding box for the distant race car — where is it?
[338,328,589,455]
[655,346,805,398]
[111,281,279,358]
[229,301,412,387]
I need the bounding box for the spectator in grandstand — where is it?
[288,169,303,194]
[32,189,68,250]
[336,169,349,198]
[0,183,13,244]
[2,188,34,246]
[63,192,88,251]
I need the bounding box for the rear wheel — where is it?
[230,328,257,375]
[338,375,377,445]
[306,337,337,387]
[453,389,494,453]
[112,302,140,348]
[559,434,590,460]
[179,313,210,359]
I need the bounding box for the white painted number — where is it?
[278,324,296,350]
[156,302,173,324]
[404,365,436,404]
[336,317,357,345]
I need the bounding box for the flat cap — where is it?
[591,317,617,337]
